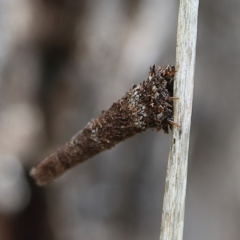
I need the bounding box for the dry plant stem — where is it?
[31,65,176,186]
[159,1,199,240]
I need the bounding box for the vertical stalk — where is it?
[159,1,199,240]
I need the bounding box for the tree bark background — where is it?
[0,1,239,240]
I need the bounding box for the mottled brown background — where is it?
[0,0,239,240]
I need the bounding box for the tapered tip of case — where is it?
[30,167,46,186]
[30,154,60,186]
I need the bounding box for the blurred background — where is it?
[0,0,240,239]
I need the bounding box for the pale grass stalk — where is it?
[159,0,199,240]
